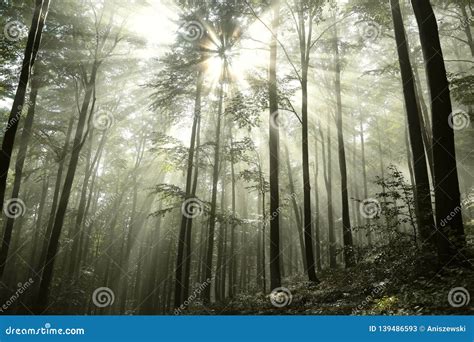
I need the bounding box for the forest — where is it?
[0,0,472,315]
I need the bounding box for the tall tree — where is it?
[0,0,49,214]
[390,0,435,245]
[411,0,466,262]
[332,18,355,267]
[268,0,282,290]
[174,70,203,308]
[203,76,225,303]
[295,0,320,282]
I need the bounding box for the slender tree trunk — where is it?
[297,2,318,282]
[34,65,98,312]
[391,0,436,244]
[0,78,40,278]
[313,131,322,271]
[261,191,266,293]
[404,119,416,191]
[174,71,203,307]
[333,23,355,267]
[0,0,49,209]
[284,144,306,272]
[411,0,466,261]
[29,171,49,275]
[229,132,237,298]
[38,116,74,273]
[320,118,336,268]
[459,4,474,57]
[203,80,224,303]
[268,0,282,290]
[358,114,371,246]
[183,114,202,302]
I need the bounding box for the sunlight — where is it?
[1,0,471,322]
[205,55,225,82]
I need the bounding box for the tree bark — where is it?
[391,0,436,244]
[284,143,306,272]
[411,0,466,261]
[34,65,98,312]
[268,0,282,290]
[174,70,203,307]
[0,77,39,278]
[0,0,49,209]
[319,120,336,268]
[203,79,224,303]
[333,23,355,267]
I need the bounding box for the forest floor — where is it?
[202,247,474,315]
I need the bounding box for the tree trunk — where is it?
[359,114,371,245]
[183,113,202,302]
[0,78,40,279]
[319,120,336,268]
[174,71,203,307]
[203,79,224,303]
[29,171,49,276]
[313,131,322,271]
[0,0,49,209]
[297,1,318,282]
[459,4,474,57]
[229,132,237,298]
[333,23,355,267]
[34,65,98,312]
[38,115,74,273]
[284,143,306,272]
[268,0,282,290]
[411,0,466,261]
[391,0,436,244]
